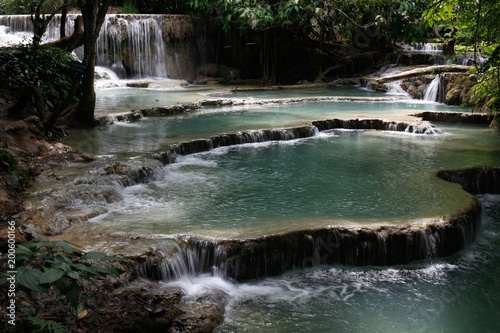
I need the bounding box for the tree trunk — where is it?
[46,16,84,52]
[60,0,69,38]
[374,65,471,83]
[70,0,109,127]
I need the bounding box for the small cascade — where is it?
[423,75,445,102]
[138,240,229,281]
[138,198,482,282]
[454,54,486,66]
[152,119,442,164]
[394,43,450,66]
[312,118,443,134]
[158,126,320,158]
[404,43,443,52]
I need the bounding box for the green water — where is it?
[212,194,500,332]
[95,86,216,113]
[46,86,500,331]
[69,96,470,156]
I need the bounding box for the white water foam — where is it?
[423,75,442,102]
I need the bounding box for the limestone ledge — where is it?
[93,95,411,125]
[412,111,494,126]
[135,167,500,281]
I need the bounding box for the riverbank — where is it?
[0,85,228,331]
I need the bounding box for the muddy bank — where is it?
[0,114,94,250]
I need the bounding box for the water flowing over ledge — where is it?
[139,198,482,282]
[312,118,442,134]
[136,166,500,282]
[437,166,500,194]
[153,118,442,164]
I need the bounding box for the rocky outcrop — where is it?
[195,63,240,84]
[442,72,478,105]
[401,75,436,100]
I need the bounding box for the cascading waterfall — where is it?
[437,167,500,195]
[135,166,500,284]
[423,75,445,102]
[153,120,442,164]
[137,197,482,282]
[97,15,167,78]
[0,14,170,79]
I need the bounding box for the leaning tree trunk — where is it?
[71,0,109,127]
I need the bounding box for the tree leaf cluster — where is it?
[423,0,500,111]
[0,44,77,114]
[188,0,435,44]
[1,240,122,315]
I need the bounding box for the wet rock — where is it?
[105,162,125,175]
[442,72,478,106]
[196,63,240,84]
[490,114,500,129]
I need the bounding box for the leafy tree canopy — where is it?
[424,0,500,111]
[188,0,433,44]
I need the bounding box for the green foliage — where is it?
[0,148,19,174]
[0,0,29,14]
[0,240,121,315]
[0,0,69,15]
[116,3,140,14]
[20,308,66,333]
[0,44,77,113]
[188,0,432,44]
[471,64,500,111]
[423,0,500,111]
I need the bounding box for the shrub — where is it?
[0,44,78,114]
[1,240,122,317]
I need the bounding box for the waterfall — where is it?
[97,15,167,78]
[312,118,442,134]
[404,43,443,52]
[0,14,207,80]
[137,197,482,282]
[423,75,445,102]
[169,126,320,156]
